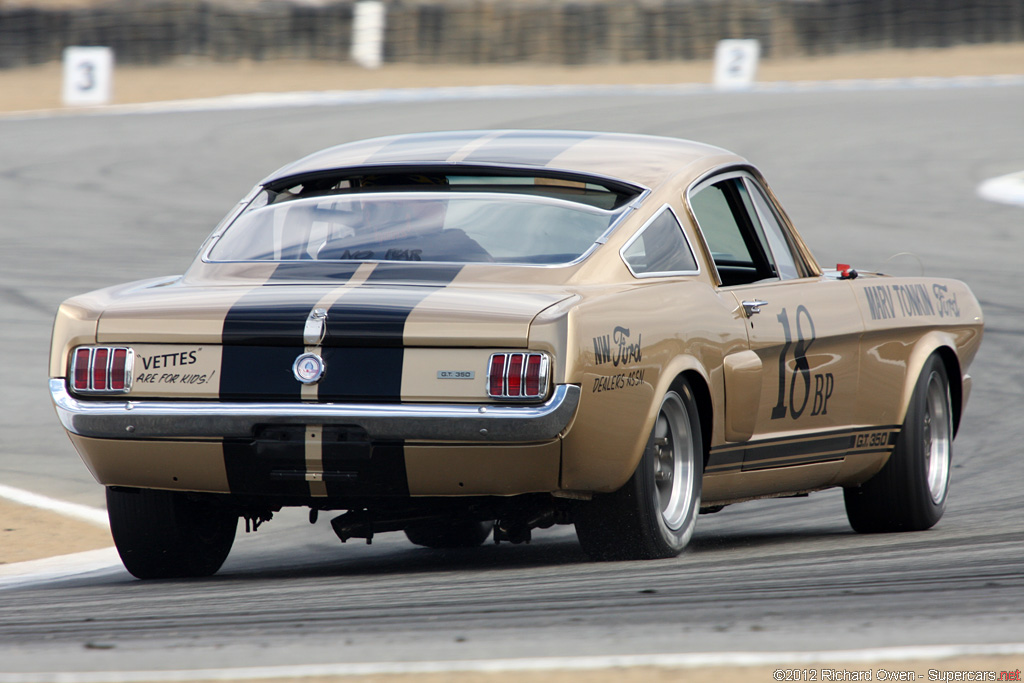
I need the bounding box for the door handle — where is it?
[741,300,769,317]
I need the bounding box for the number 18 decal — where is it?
[770,305,834,420]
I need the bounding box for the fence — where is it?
[0,0,1022,69]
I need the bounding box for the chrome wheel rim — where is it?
[923,371,951,505]
[651,393,696,531]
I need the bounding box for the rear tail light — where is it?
[524,354,542,396]
[110,348,129,390]
[487,352,549,399]
[488,354,506,397]
[70,346,133,394]
[73,348,90,390]
[506,354,524,397]
[92,348,109,390]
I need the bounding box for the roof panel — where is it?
[263,130,739,189]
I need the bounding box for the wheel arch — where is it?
[899,333,963,436]
[646,356,713,472]
[561,354,715,494]
[573,363,709,560]
[674,369,713,471]
[934,345,963,436]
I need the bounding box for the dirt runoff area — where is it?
[1,43,1022,114]
[0,498,111,564]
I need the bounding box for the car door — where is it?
[688,169,864,473]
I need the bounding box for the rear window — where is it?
[206,191,628,265]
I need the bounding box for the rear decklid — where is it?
[96,281,571,347]
[92,281,573,402]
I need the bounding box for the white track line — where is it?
[3,74,1022,120]
[1,644,1024,682]
[0,483,107,526]
[0,547,121,589]
[979,171,1024,207]
[0,484,119,589]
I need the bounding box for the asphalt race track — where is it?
[1,82,1023,677]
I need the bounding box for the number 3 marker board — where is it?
[62,46,114,106]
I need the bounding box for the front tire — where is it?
[844,353,953,533]
[575,380,703,561]
[107,488,238,579]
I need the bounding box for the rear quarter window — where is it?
[621,205,699,277]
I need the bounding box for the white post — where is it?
[62,46,114,106]
[713,39,761,91]
[351,2,386,70]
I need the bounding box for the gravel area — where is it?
[1,43,1022,114]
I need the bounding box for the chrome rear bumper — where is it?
[50,379,579,443]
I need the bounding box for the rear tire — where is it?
[405,520,493,548]
[575,380,703,561]
[844,353,952,533]
[107,487,237,579]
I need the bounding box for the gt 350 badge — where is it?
[293,353,326,384]
[437,370,475,379]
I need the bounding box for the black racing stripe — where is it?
[222,427,408,500]
[219,280,321,398]
[221,303,312,346]
[261,262,464,285]
[222,284,325,346]
[324,288,435,348]
[318,266,460,398]
[742,433,854,466]
[459,130,598,166]
[267,262,365,282]
[365,263,464,284]
[709,425,902,453]
[741,451,846,472]
[705,448,744,475]
[219,280,329,397]
[322,436,409,498]
[220,346,304,401]
[361,131,494,164]
[223,426,308,498]
[704,463,742,475]
[219,264,460,400]
[317,347,403,402]
[323,266,462,348]
[738,432,855,472]
[707,426,901,473]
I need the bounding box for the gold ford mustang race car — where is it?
[50,130,983,579]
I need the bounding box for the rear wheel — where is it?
[844,353,953,533]
[107,487,238,579]
[575,380,703,561]
[405,520,493,548]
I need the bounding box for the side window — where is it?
[688,173,803,287]
[689,183,756,270]
[621,206,699,277]
[744,179,801,280]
